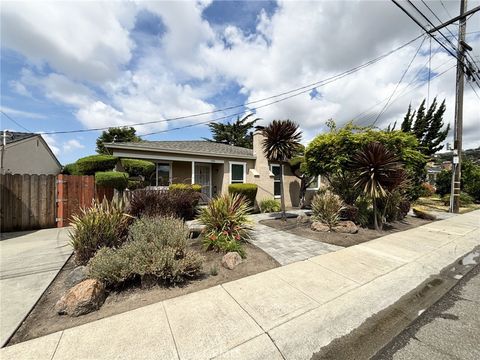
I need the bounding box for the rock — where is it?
[311,221,330,232]
[55,279,106,317]
[333,221,359,234]
[221,252,242,270]
[413,208,436,220]
[296,214,310,224]
[64,266,88,289]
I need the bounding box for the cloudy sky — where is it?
[1,0,479,164]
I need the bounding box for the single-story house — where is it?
[0,131,61,175]
[106,131,321,208]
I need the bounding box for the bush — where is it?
[311,191,344,230]
[339,204,358,222]
[441,193,474,207]
[62,163,79,175]
[259,198,281,213]
[228,183,258,207]
[120,159,155,178]
[378,189,409,222]
[95,171,129,191]
[435,169,451,196]
[88,217,204,287]
[169,183,202,192]
[76,155,118,175]
[69,199,132,265]
[127,179,148,190]
[199,193,251,258]
[420,182,436,197]
[128,189,200,220]
[355,196,373,228]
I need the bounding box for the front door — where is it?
[194,163,211,198]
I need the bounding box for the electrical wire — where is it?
[0,111,32,132]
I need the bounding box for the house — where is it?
[0,131,61,175]
[106,131,321,208]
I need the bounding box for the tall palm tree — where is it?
[261,120,302,219]
[350,142,405,230]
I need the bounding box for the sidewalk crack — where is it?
[50,331,64,360]
[162,302,181,360]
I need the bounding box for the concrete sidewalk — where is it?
[0,228,72,347]
[2,211,479,360]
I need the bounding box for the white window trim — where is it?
[270,164,282,199]
[229,161,246,184]
[307,175,322,190]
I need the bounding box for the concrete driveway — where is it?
[0,227,72,347]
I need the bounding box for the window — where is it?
[230,162,246,184]
[307,175,322,190]
[150,163,171,186]
[271,164,281,198]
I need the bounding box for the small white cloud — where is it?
[9,80,32,97]
[0,106,46,119]
[41,133,60,155]
[63,139,85,152]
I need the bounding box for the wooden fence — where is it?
[0,174,56,232]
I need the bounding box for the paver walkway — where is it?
[250,211,343,265]
[0,228,72,347]
[1,211,479,360]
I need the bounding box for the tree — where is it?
[289,148,316,208]
[401,98,450,157]
[205,114,259,148]
[435,158,480,202]
[350,142,406,230]
[96,127,141,154]
[261,120,302,219]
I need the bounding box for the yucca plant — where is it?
[69,198,133,264]
[311,190,345,230]
[350,142,406,230]
[199,193,252,257]
[261,119,302,220]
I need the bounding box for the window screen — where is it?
[231,163,245,183]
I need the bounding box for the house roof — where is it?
[105,141,255,159]
[4,131,37,145]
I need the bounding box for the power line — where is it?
[0,111,31,132]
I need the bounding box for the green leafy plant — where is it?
[75,155,118,175]
[435,158,480,202]
[95,171,129,191]
[120,158,155,178]
[441,192,474,207]
[62,163,80,175]
[88,217,203,287]
[259,198,281,213]
[169,183,202,192]
[228,183,258,207]
[311,191,345,230]
[420,182,436,197]
[209,264,219,276]
[199,193,251,258]
[69,199,132,265]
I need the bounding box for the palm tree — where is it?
[350,142,405,230]
[261,120,302,219]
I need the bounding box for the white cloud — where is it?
[63,139,85,152]
[0,106,46,119]
[41,133,60,155]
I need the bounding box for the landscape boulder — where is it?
[55,279,106,317]
[413,208,436,221]
[311,221,330,232]
[296,214,310,224]
[64,266,88,289]
[221,252,242,270]
[334,221,359,234]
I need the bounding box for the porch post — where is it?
[191,161,195,184]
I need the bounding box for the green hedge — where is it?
[76,155,118,175]
[120,158,155,178]
[62,163,80,175]
[95,171,129,191]
[169,183,202,192]
[228,183,258,206]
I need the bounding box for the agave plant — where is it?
[350,142,405,230]
[261,120,302,219]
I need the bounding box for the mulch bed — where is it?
[8,238,279,346]
[259,215,432,247]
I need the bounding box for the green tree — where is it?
[205,114,259,149]
[401,98,450,157]
[96,127,142,154]
[435,158,480,202]
[289,146,316,208]
[261,120,302,219]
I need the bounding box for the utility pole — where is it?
[450,0,468,213]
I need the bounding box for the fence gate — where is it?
[0,174,56,232]
[56,175,95,227]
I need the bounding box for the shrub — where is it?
[76,155,118,175]
[259,198,281,213]
[120,159,155,178]
[200,193,251,258]
[62,163,79,175]
[311,191,344,230]
[228,183,258,207]
[95,171,129,191]
[69,199,132,265]
[355,196,373,228]
[378,189,409,222]
[128,189,200,220]
[88,217,204,287]
[169,183,202,192]
[339,204,359,222]
[420,182,436,197]
[441,193,474,207]
[127,179,148,190]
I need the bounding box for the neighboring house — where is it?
[106,131,321,208]
[0,131,61,175]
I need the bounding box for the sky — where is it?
[1,0,479,165]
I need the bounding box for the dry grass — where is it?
[413,196,480,214]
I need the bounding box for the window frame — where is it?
[229,161,246,184]
[306,175,322,190]
[154,161,172,186]
[270,164,282,198]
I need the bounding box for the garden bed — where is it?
[259,215,431,247]
[8,237,278,346]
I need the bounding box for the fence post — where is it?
[57,174,65,227]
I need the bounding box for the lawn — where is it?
[414,195,480,214]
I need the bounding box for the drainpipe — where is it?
[0,130,6,175]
